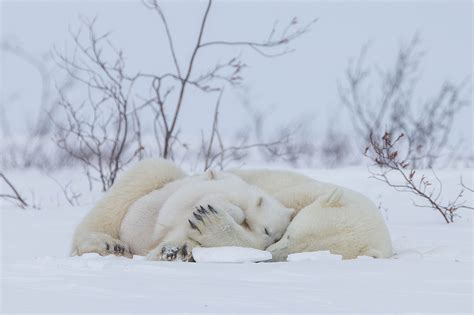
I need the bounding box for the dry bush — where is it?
[364,131,473,223]
[47,19,149,192]
[193,90,304,171]
[339,35,471,168]
[53,0,317,184]
[319,125,353,168]
[0,41,75,170]
[141,0,316,163]
[52,19,146,191]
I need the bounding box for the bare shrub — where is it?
[194,90,299,171]
[232,93,318,168]
[364,131,473,223]
[319,124,353,168]
[52,18,146,191]
[142,0,317,161]
[339,35,471,168]
[0,41,75,170]
[54,0,317,183]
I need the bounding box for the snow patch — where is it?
[192,246,272,263]
[2,167,472,313]
[287,250,342,262]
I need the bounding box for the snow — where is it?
[1,167,473,313]
[192,246,272,263]
[287,250,342,262]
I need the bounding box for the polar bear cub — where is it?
[120,170,295,261]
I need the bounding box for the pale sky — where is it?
[1,0,472,147]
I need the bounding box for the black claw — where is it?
[106,243,110,251]
[162,247,179,261]
[172,249,178,260]
[166,252,175,260]
[208,205,217,214]
[181,245,188,258]
[193,212,204,222]
[114,245,119,252]
[188,219,201,233]
[199,205,208,213]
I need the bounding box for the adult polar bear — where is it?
[72,159,392,260]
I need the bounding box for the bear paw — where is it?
[146,242,195,262]
[188,204,234,245]
[73,233,132,258]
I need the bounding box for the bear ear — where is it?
[256,196,263,207]
[206,169,216,180]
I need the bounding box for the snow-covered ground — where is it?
[1,167,472,313]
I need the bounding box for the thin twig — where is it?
[0,173,28,208]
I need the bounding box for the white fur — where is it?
[231,169,393,260]
[72,159,392,262]
[71,159,186,256]
[120,171,295,260]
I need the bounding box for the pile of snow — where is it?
[192,246,272,263]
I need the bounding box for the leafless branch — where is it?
[197,89,300,171]
[142,0,316,159]
[199,16,318,58]
[1,41,76,170]
[53,18,145,191]
[47,175,82,207]
[0,172,28,208]
[340,35,471,168]
[364,131,473,223]
[460,177,474,193]
[56,0,316,176]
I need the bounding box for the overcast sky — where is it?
[1,0,472,146]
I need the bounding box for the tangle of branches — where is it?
[364,131,473,223]
[340,35,471,168]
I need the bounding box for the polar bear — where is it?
[71,159,294,261]
[72,159,392,261]
[187,169,392,260]
[230,169,393,260]
[120,170,295,261]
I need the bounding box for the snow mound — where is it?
[287,250,342,262]
[192,246,272,263]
